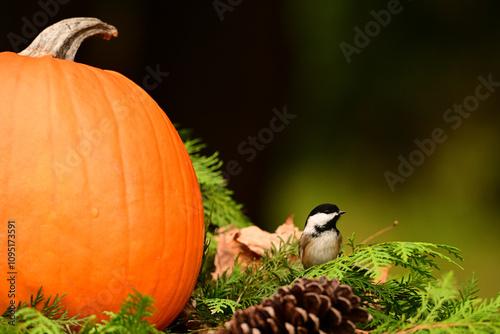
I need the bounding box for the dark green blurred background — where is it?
[2,1,499,297]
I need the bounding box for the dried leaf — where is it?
[213,215,300,278]
[376,265,391,284]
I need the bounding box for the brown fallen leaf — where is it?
[376,265,391,284]
[212,214,301,278]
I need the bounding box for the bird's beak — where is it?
[339,211,346,215]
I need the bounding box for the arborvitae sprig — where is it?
[190,231,500,333]
[190,236,303,327]
[1,287,65,320]
[303,234,465,327]
[372,272,500,334]
[180,129,253,290]
[0,287,89,333]
[304,234,463,282]
[179,129,251,230]
[89,292,162,334]
[0,290,161,334]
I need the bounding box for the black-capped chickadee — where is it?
[299,203,346,269]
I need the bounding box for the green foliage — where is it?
[180,129,252,286]
[300,234,498,332]
[10,308,63,334]
[187,236,303,327]
[373,272,500,334]
[0,287,88,333]
[190,232,500,333]
[0,291,161,334]
[179,129,251,230]
[89,292,162,334]
[201,299,240,315]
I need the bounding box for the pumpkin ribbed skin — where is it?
[0,52,204,329]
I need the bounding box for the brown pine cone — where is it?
[224,276,372,334]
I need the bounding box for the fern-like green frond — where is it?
[201,298,241,315]
[305,238,464,283]
[2,288,90,333]
[14,308,64,334]
[91,291,162,334]
[181,132,251,229]
[189,236,303,327]
[373,272,500,334]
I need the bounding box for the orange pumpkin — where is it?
[0,18,204,329]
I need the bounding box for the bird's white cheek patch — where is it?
[303,212,338,234]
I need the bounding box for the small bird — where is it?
[299,203,346,269]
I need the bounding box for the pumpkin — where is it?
[0,18,205,329]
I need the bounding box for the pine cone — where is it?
[224,277,372,334]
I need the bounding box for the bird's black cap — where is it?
[308,203,346,217]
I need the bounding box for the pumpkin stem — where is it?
[19,17,118,61]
